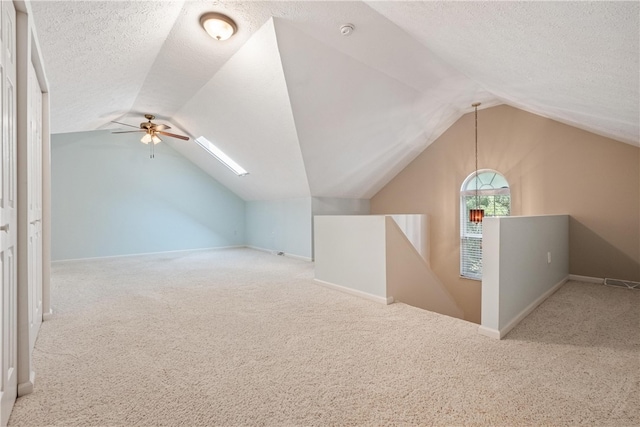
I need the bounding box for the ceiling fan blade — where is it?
[154,124,171,131]
[157,131,189,141]
[112,130,145,134]
[111,120,140,129]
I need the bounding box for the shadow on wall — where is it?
[570,218,640,282]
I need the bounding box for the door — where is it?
[27,60,42,351]
[0,0,17,425]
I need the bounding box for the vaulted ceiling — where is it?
[31,1,639,201]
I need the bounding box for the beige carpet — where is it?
[8,248,640,426]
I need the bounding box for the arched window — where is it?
[460,169,511,280]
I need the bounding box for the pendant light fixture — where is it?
[469,102,484,223]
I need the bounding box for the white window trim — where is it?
[460,169,511,281]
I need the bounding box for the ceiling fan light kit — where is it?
[200,12,237,41]
[111,114,189,159]
[140,132,162,145]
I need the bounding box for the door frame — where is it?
[15,1,50,398]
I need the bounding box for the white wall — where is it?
[480,215,569,339]
[52,130,246,260]
[311,197,370,259]
[314,215,388,302]
[314,213,452,312]
[245,197,312,259]
[311,197,370,215]
[390,214,428,263]
[245,197,368,261]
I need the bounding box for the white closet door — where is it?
[0,0,17,425]
[27,61,42,352]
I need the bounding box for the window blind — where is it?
[461,195,483,280]
[460,170,511,281]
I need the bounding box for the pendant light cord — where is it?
[474,103,479,206]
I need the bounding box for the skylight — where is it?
[195,136,249,176]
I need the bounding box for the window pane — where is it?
[460,170,511,280]
[463,171,509,191]
[491,174,509,189]
[465,176,481,192]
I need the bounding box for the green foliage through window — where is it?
[460,170,511,280]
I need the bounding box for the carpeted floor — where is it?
[8,248,640,426]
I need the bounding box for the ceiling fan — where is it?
[112,114,189,158]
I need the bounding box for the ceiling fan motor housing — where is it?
[110,114,189,143]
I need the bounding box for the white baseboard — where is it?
[245,245,312,262]
[314,279,393,305]
[568,274,604,284]
[282,253,312,262]
[18,371,35,397]
[54,246,314,264]
[53,246,246,263]
[478,325,501,339]
[246,245,270,253]
[42,309,53,321]
[481,275,569,340]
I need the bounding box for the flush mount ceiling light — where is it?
[469,102,484,224]
[200,12,237,41]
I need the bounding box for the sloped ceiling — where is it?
[366,1,639,146]
[171,19,309,201]
[31,1,639,201]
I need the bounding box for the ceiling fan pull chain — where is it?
[110,114,188,157]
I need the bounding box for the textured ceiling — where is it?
[366,1,639,146]
[31,1,639,201]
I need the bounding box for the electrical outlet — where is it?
[547,252,552,264]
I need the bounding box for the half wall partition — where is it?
[314,215,463,319]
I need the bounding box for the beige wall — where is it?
[385,217,463,319]
[370,104,640,323]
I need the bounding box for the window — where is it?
[194,136,249,176]
[460,170,510,280]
